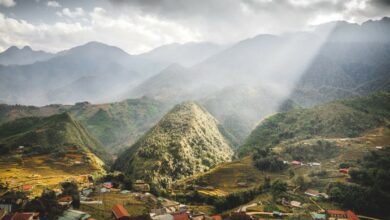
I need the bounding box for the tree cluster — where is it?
[253,148,287,172]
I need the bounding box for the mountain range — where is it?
[127,17,390,143]
[1,17,389,148]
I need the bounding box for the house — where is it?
[308,162,321,166]
[318,193,329,199]
[58,209,91,220]
[173,213,189,220]
[304,189,320,197]
[346,211,360,220]
[3,212,39,220]
[291,160,302,166]
[152,214,174,220]
[100,188,108,193]
[81,188,93,197]
[103,182,113,189]
[16,146,24,153]
[327,210,347,220]
[339,168,349,174]
[211,215,222,220]
[178,204,187,213]
[236,182,248,187]
[22,184,33,191]
[191,212,206,220]
[112,204,130,220]
[311,212,326,220]
[133,180,150,192]
[290,200,301,208]
[159,198,180,213]
[58,196,73,207]
[273,211,283,217]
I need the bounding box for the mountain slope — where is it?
[113,101,234,188]
[240,92,390,156]
[0,97,169,154]
[0,112,110,163]
[0,46,54,65]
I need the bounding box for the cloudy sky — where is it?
[0,0,389,54]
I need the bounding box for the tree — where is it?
[24,189,63,220]
[271,179,287,200]
[61,181,80,208]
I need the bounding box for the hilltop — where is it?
[0,112,110,164]
[240,92,390,155]
[113,102,234,189]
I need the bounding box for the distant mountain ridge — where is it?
[0,45,54,65]
[127,17,390,143]
[0,42,164,105]
[113,101,234,188]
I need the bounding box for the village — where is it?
[0,154,373,220]
[0,141,387,220]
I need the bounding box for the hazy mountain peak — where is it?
[22,45,32,51]
[0,45,53,65]
[4,45,19,52]
[58,41,130,58]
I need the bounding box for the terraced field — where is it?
[0,153,105,197]
[176,156,288,196]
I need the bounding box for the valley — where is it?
[0,93,389,220]
[0,11,389,220]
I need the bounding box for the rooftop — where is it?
[112,204,130,219]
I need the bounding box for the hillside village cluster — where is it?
[0,156,366,220]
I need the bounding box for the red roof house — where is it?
[103,182,113,189]
[173,213,189,220]
[327,210,347,218]
[339,168,349,174]
[291,160,302,165]
[58,196,73,206]
[212,215,222,220]
[22,184,33,191]
[112,204,130,220]
[346,210,360,220]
